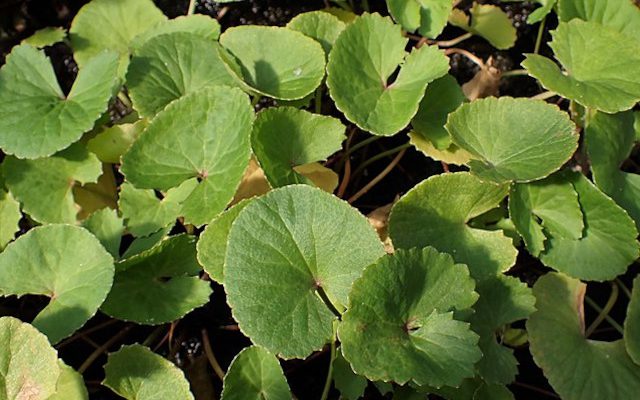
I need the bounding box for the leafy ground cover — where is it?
[1,0,640,399]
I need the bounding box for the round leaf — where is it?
[49,361,89,400]
[389,172,516,281]
[0,45,118,158]
[527,272,640,400]
[522,20,640,113]
[625,276,640,365]
[327,13,449,136]
[446,97,578,183]
[338,248,481,387]
[557,0,640,40]
[0,317,60,400]
[103,344,194,400]
[219,25,326,100]
[287,11,346,54]
[127,32,237,117]
[221,346,291,400]
[225,185,385,359]
[0,225,114,343]
[252,107,345,188]
[87,119,147,164]
[101,235,211,325]
[121,86,254,226]
[387,0,453,38]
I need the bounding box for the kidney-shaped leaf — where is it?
[0,225,114,344]
[225,185,385,359]
[287,11,346,55]
[0,45,118,158]
[446,97,578,183]
[387,0,453,38]
[127,32,236,117]
[389,172,516,281]
[252,107,345,188]
[103,344,194,400]
[221,346,291,400]
[528,272,640,400]
[523,20,640,113]
[339,247,481,387]
[121,86,254,226]
[327,13,449,136]
[557,0,640,40]
[219,25,325,100]
[101,235,211,325]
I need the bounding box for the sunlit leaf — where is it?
[449,3,517,49]
[22,27,66,47]
[0,188,20,250]
[287,11,346,54]
[557,0,640,40]
[387,0,453,38]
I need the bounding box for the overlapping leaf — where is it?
[101,235,211,324]
[87,119,147,164]
[225,185,385,359]
[625,276,640,365]
[387,0,453,38]
[0,225,114,343]
[287,11,346,54]
[130,14,221,50]
[82,208,124,258]
[0,45,118,158]
[49,361,89,400]
[449,3,517,50]
[0,187,20,250]
[22,27,66,47]
[523,20,640,113]
[389,172,516,281]
[528,273,640,400]
[557,0,640,40]
[219,25,326,100]
[121,86,254,226]
[327,13,449,136]
[445,97,578,183]
[339,248,481,387]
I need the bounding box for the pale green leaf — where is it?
[449,4,517,49]
[409,132,473,166]
[528,272,640,400]
[101,235,211,325]
[339,248,480,387]
[625,275,640,365]
[87,119,147,164]
[446,97,578,183]
[122,226,171,259]
[389,172,516,281]
[225,185,385,359]
[522,20,640,113]
[82,208,124,258]
[0,225,114,343]
[127,32,237,117]
[327,13,449,136]
[287,11,346,54]
[22,27,66,47]
[0,45,118,158]
[130,14,221,49]
[557,0,640,39]
[2,143,102,224]
[0,317,60,400]
[103,344,194,400]
[332,352,367,400]
[219,26,326,100]
[121,86,254,226]
[252,107,345,188]
[387,0,454,38]
[48,361,88,400]
[528,0,557,24]
[221,346,291,400]
[0,188,20,250]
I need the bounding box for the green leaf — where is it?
[48,361,89,400]
[446,97,578,184]
[409,132,473,166]
[87,119,147,164]
[470,275,536,384]
[338,248,481,387]
[127,32,237,118]
[387,0,453,38]
[122,226,171,259]
[528,0,557,24]
[221,346,291,400]
[219,25,326,100]
[70,0,166,74]
[332,351,367,400]
[585,111,640,229]
[2,143,102,224]
[82,208,124,258]
[389,172,516,281]
[0,45,118,158]
[0,188,20,250]
[0,317,60,400]
[196,199,251,283]
[103,344,194,400]
[539,172,640,281]
[225,185,384,359]
[119,180,197,237]
[100,235,211,325]
[327,13,449,136]
[557,0,640,40]
[130,14,221,49]
[509,172,584,257]
[412,75,465,150]
[287,11,346,54]
[252,107,345,188]
[528,272,640,400]
[449,3,517,50]
[0,225,114,344]
[522,20,640,113]
[625,276,640,365]
[22,27,66,47]
[121,86,254,226]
